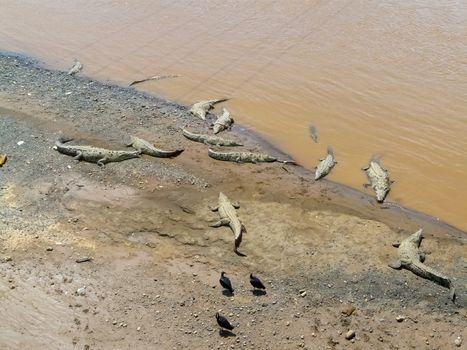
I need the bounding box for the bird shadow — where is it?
[222,290,234,297]
[251,289,267,296]
[219,329,236,337]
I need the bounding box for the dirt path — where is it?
[0,53,465,349]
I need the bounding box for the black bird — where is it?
[216,312,234,331]
[250,273,266,290]
[219,271,234,294]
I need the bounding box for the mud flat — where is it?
[0,53,465,350]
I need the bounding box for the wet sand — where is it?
[0,53,465,349]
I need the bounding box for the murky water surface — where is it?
[1,0,466,230]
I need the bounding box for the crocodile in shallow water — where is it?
[54,137,141,167]
[208,149,295,164]
[126,135,184,158]
[213,108,234,134]
[362,156,393,202]
[182,128,242,147]
[209,192,246,256]
[314,146,336,180]
[189,98,228,120]
[67,59,83,76]
[129,74,180,87]
[309,124,318,143]
[389,229,456,302]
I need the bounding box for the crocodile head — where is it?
[375,187,389,202]
[407,229,423,246]
[213,124,222,134]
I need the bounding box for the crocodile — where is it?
[314,146,336,180]
[182,128,243,147]
[208,149,296,164]
[189,98,228,120]
[389,229,456,302]
[309,124,318,143]
[129,74,180,87]
[213,108,234,134]
[126,135,184,158]
[67,59,83,76]
[209,192,246,256]
[54,137,141,166]
[362,156,393,202]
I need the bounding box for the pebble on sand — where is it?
[345,330,356,340]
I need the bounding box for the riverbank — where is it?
[0,53,465,349]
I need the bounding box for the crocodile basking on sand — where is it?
[126,135,184,158]
[213,108,234,134]
[209,192,246,256]
[190,98,228,120]
[389,229,456,302]
[314,146,336,180]
[54,137,141,166]
[362,156,393,202]
[208,149,296,164]
[182,128,243,147]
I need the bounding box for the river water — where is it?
[1,0,466,231]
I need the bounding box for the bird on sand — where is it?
[216,312,234,331]
[219,271,234,294]
[249,273,266,290]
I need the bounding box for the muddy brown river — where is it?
[1,0,466,231]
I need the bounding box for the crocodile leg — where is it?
[232,202,240,209]
[209,218,230,227]
[97,158,108,167]
[73,151,83,161]
[363,183,371,188]
[388,260,402,269]
[209,205,219,212]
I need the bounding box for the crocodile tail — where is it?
[56,136,73,144]
[210,98,229,105]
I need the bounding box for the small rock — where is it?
[341,305,356,317]
[454,336,462,347]
[112,320,117,325]
[76,287,86,296]
[345,330,356,340]
[17,141,24,146]
[3,256,12,262]
[300,291,307,297]
[137,326,141,331]
[46,247,54,251]
[396,315,406,322]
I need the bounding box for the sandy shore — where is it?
[0,53,465,350]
